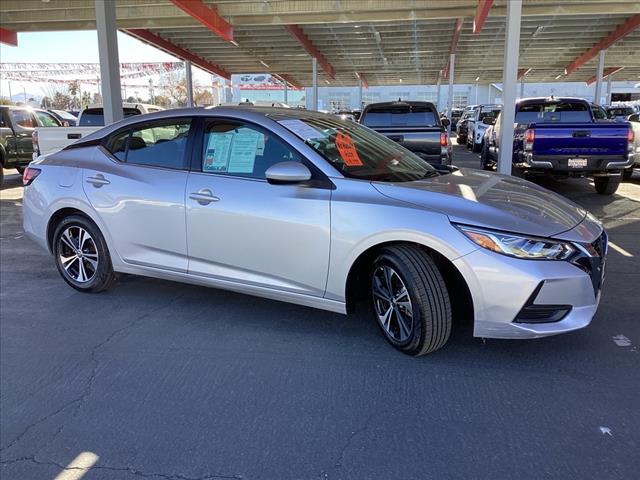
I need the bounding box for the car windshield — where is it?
[51,109,78,121]
[608,107,634,117]
[361,104,439,127]
[276,114,437,182]
[515,101,592,123]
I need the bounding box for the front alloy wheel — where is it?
[370,245,452,356]
[372,265,414,342]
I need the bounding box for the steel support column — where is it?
[312,57,318,111]
[594,50,605,104]
[520,80,524,98]
[95,0,123,124]
[357,78,363,110]
[446,54,455,137]
[283,81,288,104]
[185,60,193,107]
[606,74,613,105]
[497,0,522,175]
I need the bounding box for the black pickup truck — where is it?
[359,101,452,166]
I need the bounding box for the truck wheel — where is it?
[622,168,634,181]
[594,176,621,195]
[480,143,492,170]
[370,245,451,356]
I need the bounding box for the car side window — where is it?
[35,111,61,127]
[10,110,35,128]
[201,121,301,179]
[105,119,191,169]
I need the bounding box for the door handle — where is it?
[189,189,219,205]
[86,174,110,187]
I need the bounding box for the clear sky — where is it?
[0,31,220,99]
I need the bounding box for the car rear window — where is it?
[608,108,634,117]
[79,107,141,126]
[361,104,439,127]
[515,102,592,123]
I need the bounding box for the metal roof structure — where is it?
[1,0,639,87]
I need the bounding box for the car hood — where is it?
[372,168,588,237]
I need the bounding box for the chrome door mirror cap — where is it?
[265,161,312,184]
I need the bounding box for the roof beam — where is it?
[274,73,303,90]
[0,27,17,46]
[123,29,230,79]
[443,18,463,78]
[356,72,369,89]
[473,0,494,34]
[585,66,624,85]
[517,68,532,80]
[564,15,640,75]
[169,0,233,42]
[284,25,336,79]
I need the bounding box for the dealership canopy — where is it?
[1,0,639,87]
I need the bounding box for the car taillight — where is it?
[32,131,40,157]
[629,127,635,144]
[440,132,448,147]
[22,167,41,186]
[525,129,535,143]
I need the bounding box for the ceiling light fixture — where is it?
[260,60,270,69]
[230,40,240,47]
[532,26,544,38]
[475,76,480,82]
[555,73,562,80]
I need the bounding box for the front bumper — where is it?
[453,230,606,339]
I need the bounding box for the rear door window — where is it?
[80,107,142,126]
[10,110,35,128]
[362,105,439,127]
[516,102,592,123]
[105,119,191,169]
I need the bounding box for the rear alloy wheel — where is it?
[594,175,621,195]
[371,245,451,356]
[53,215,116,292]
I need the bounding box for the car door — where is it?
[185,118,331,297]
[4,109,36,163]
[82,118,192,272]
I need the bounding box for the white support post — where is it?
[225,79,233,103]
[446,53,455,137]
[606,74,613,105]
[95,0,123,124]
[594,50,605,104]
[312,57,318,111]
[520,80,525,99]
[497,0,522,176]
[436,79,441,112]
[185,60,193,107]
[357,78,363,110]
[283,81,288,104]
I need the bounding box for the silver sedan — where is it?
[22,107,607,355]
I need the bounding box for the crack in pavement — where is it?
[0,290,188,454]
[0,455,243,479]
[318,413,375,478]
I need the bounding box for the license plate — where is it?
[568,158,588,168]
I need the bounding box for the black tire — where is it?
[472,140,482,153]
[370,245,452,356]
[480,143,492,170]
[52,214,116,293]
[0,167,4,187]
[594,175,621,195]
[622,167,634,181]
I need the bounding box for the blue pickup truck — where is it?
[481,97,634,195]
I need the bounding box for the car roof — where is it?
[64,106,341,145]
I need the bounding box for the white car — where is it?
[466,104,502,153]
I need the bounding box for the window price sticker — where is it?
[335,132,363,167]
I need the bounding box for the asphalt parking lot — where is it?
[1,144,639,480]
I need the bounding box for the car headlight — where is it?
[455,225,576,260]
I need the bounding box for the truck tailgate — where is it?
[35,126,101,158]
[532,123,629,157]
[369,126,442,158]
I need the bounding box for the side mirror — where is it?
[628,114,640,123]
[265,161,312,184]
[61,121,70,127]
[482,117,496,126]
[441,118,450,127]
